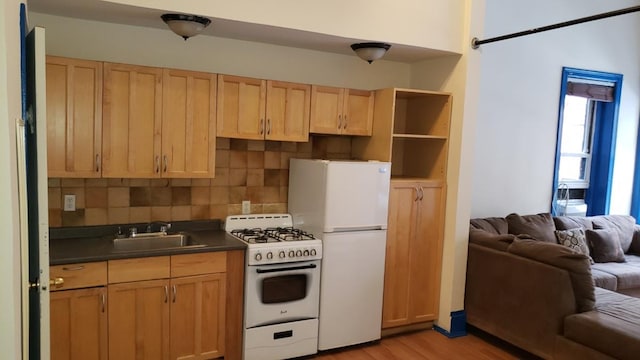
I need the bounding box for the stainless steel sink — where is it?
[112,232,205,252]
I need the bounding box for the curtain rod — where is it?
[471,5,640,49]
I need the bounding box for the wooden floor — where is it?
[312,328,539,360]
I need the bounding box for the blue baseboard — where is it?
[434,310,467,338]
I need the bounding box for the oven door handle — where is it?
[256,264,317,274]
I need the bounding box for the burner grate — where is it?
[265,227,315,242]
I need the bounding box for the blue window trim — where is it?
[551,67,623,216]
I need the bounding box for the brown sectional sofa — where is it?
[466,213,640,360]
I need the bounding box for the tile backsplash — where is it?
[48,136,353,227]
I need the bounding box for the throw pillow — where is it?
[506,213,557,243]
[591,215,636,253]
[555,228,593,264]
[585,228,626,263]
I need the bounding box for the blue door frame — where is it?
[631,130,640,223]
[551,67,623,216]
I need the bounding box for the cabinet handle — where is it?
[337,115,342,129]
[49,277,64,287]
[95,154,100,172]
[155,156,160,173]
[172,285,177,303]
[267,119,271,135]
[62,265,84,271]
[419,187,424,201]
[344,115,348,129]
[101,292,106,313]
[163,155,168,173]
[259,119,264,135]
[164,285,168,303]
[414,187,420,202]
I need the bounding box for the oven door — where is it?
[245,259,320,329]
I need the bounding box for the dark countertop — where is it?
[49,220,246,265]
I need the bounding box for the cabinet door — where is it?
[265,81,310,142]
[108,280,170,360]
[216,75,266,140]
[170,274,227,360]
[310,85,343,134]
[409,183,445,322]
[102,63,162,178]
[46,56,102,178]
[50,287,107,360]
[343,89,374,136]
[382,181,419,328]
[162,69,217,178]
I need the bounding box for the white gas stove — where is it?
[225,214,322,265]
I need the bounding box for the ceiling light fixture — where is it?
[161,13,211,41]
[350,42,391,64]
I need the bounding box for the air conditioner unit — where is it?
[556,200,588,216]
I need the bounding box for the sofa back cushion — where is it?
[591,215,636,253]
[508,237,595,312]
[470,217,508,235]
[553,216,594,231]
[469,228,515,252]
[506,213,557,243]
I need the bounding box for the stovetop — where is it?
[225,214,322,265]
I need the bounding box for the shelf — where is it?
[390,177,445,187]
[391,137,447,180]
[392,134,447,140]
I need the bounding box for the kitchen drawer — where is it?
[108,256,170,283]
[171,252,227,277]
[49,261,107,291]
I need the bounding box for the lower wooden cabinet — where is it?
[51,251,241,360]
[382,180,445,328]
[50,287,108,360]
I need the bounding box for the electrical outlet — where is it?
[242,200,251,214]
[63,195,76,211]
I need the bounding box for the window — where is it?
[557,95,596,188]
[552,68,623,216]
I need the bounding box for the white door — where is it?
[324,161,391,231]
[318,230,387,350]
[21,25,50,360]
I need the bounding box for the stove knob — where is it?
[255,253,262,261]
[310,249,317,256]
[303,250,310,256]
[288,250,295,258]
[267,252,273,260]
[279,251,286,259]
[296,250,303,257]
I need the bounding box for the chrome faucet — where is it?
[146,221,172,234]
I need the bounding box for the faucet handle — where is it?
[160,223,172,233]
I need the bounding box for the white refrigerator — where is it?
[288,159,391,350]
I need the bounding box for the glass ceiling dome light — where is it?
[161,13,212,41]
[350,42,391,64]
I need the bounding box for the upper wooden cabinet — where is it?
[46,56,103,178]
[102,64,217,178]
[102,62,162,178]
[217,75,310,142]
[162,69,217,178]
[310,86,374,136]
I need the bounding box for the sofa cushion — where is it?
[590,269,618,291]
[469,217,508,235]
[586,229,625,263]
[554,216,594,231]
[468,228,514,252]
[506,213,557,243]
[591,262,640,290]
[591,215,636,253]
[508,237,595,312]
[555,228,592,263]
[563,288,640,360]
[629,225,640,254]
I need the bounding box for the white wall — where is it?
[106,0,465,53]
[0,1,25,358]
[29,13,413,90]
[472,0,640,218]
